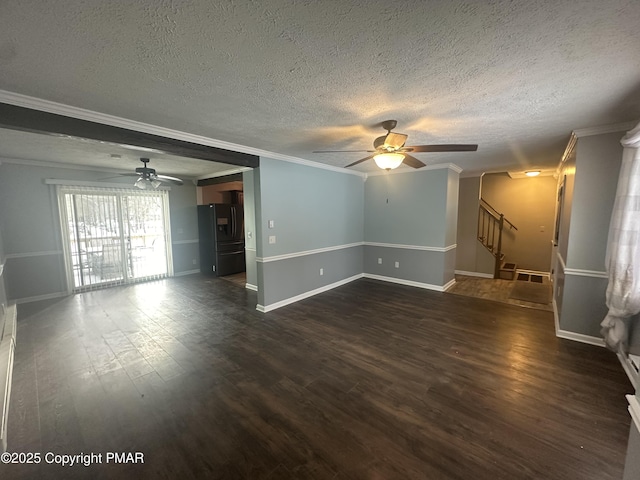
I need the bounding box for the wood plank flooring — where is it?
[2,275,632,479]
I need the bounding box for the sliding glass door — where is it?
[58,186,172,292]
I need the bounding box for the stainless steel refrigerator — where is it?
[198,204,245,276]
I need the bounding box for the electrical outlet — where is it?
[320,268,324,276]
[378,258,382,264]
[192,259,197,265]
[269,235,276,244]
[395,261,399,268]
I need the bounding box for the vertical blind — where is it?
[57,185,173,292]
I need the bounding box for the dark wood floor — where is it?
[3,275,632,479]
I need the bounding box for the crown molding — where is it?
[557,120,637,174]
[260,154,366,177]
[0,90,365,178]
[573,121,637,138]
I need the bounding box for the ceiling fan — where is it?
[122,158,184,189]
[313,120,478,170]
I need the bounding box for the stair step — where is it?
[499,262,517,280]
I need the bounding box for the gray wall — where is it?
[254,157,364,309]
[364,168,449,246]
[363,167,459,288]
[554,130,624,338]
[567,133,624,271]
[0,162,198,303]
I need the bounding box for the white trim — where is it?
[13,291,67,305]
[173,269,200,277]
[564,267,608,279]
[44,178,171,190]
[258,154,366,177]
[0,262,3,277]
[556,329,605,347]
[443,278,456,291]
[558,122,636,174]
[627,395,640,430]
[553,298,560,334]
[515,269,551,278]
[363,273,451,292]
[245,247,257,252]
[366,163,462,177]
[365,242,456,252]
[619,356,639,391]
[454,270,494,279]
[256,274,363,313]
[245,283,258,292]
[5,250,63,259]
[0,90,365,179]
[573,122,637,138]
[556,252,567,271]
[555,253,607,279]
[256,242,363,263]
[172,239,199,245]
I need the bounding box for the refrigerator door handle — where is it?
[231,205,236,238]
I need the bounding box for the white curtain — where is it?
[601,121,640,351]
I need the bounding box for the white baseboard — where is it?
[245,283,258,291]
[454,270,494,279]
[552,298,560,332]
[13,291,67,305]
[257,274,364,313]
[443,278,456,291]
[173,269,200,277]
[556,329,605,347]
[363,273,451,292]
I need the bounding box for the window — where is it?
[57,186,173,292]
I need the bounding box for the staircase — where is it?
[477,199,518,279]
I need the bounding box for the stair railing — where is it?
[477,198,518,278]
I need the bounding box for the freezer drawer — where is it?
[216,250,246,276]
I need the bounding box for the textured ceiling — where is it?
[0,0,639,176]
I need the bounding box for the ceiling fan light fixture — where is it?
[135,176,159,190]
[374,152,404,170]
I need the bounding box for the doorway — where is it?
[58,186,172,291]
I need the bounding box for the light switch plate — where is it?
[268,220,275,228]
